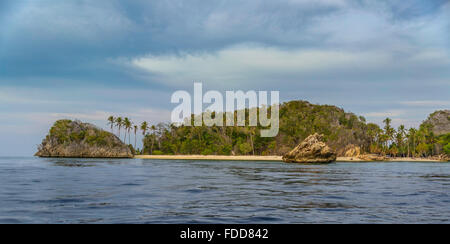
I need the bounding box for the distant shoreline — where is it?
[135,155,446,162]
[135,155,282,161]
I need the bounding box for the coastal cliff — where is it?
[35,120,133,158]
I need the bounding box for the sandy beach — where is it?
[135,155,446,162]
[135,155,283,161]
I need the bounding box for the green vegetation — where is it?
[106,116,146,151]
[48,119,121,147]
[137,101,369,156]
[108,100,449,157]
[85,130,113,146]
[367,120,449,157]
[49,119,73,144]
[438,133,450,155]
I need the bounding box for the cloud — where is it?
[48,111,113,122]
[0,0,449,156]
[2,0,449,86]
[362,106,446,129]
[5,1,134,43]
[48,108,172,125]
[23,109,171,126]
[364,110,406,118]
[399,100,450,107]
[131,44,383,88]
[0,108,172,140]
[0,91,61,105]
[131,43,449,90]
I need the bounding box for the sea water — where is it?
[0,157,449,224]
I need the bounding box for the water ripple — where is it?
[0,157,449,224]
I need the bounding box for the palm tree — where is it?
[421,123,435,156]
[115,117,123,139]
[134,125,138,150]
[383,118,394,140]
[383,118,395,155]
[123,117,132,144]
[128,124,132,145]
[140,122,149,154]
[150,125,156,154]
[141,122,148,137]
[397,125,406,157]
[107,116,115,133]
[408,128,417,157]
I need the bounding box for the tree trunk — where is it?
[250,133,255,155]
[407,142,410,157]
[151,139,154,154]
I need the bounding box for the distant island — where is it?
[35,120,133,158]
[36,100,450,162]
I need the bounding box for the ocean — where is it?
[0,157,449,224]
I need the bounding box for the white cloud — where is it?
[132,44,392,88]
[131,43,450,90]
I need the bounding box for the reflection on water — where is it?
[0,157,449,224]
[52,161,96,167]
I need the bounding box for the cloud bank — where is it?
[0,0,449,155]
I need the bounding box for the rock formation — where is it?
[436,154,450,162]
[357,154,387,162]
[282,133,337,163]
[35,120,133,158]
[341,144,361,157]
[422,110,450,136]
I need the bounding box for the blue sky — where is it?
[0,0,449,156]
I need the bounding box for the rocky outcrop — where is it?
[435,154,450,162]
[357,154,387,162]
[422,110,450,136]
[339,144,361,157]
[35,120,133,158]
[282,133,337,163]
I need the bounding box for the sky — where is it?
[0,0,449,156]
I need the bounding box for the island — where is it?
[35,100,449,162]
[35,120,133,158]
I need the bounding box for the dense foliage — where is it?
[138,101,371,156]
[48,119,120,147]
[367,118,449,157]
[107,101,449,157]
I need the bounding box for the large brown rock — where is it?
[282,133,337,163]
[35,120,133,158]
